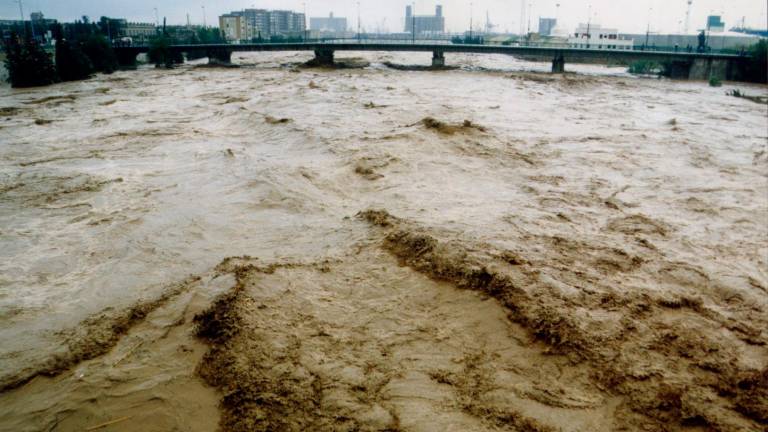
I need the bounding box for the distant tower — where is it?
[436,5,442,17]
[405,5,412,32]
[684,0,693,33]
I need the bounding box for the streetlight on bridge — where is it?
[645,6,653,50]
[527,2,533,35]
[469,2,473,43]
[14,0,36,38]
[411,1,416,44]
[357,1,361,43]
[586,4,593,49]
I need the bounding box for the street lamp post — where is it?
[469,2,473,43]
[645,7,652,50]
[16,0,24,23]
[527,2,532,35]
[411,2,416,44]
[14,0,35,38]
[705,20,710,51]
[201,5,207,28]
[357,1,361,42]
[586,4,592,49]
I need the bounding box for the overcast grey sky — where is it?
[1,0,766,34]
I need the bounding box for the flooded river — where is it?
[0,52,766,431]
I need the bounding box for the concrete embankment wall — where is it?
[688,58,725,80]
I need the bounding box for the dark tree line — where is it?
[2,16,122,87]
[148,25,226,67]
[3,13,230,86]
[189,27,225,45]
[54,17,119,75]
[147,36,184,68]
[3,33,57,87]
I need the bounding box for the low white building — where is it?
[568,24,634,50]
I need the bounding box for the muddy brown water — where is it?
[0,52,766,431]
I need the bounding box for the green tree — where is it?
[98,17,124,40]
[148,36,183,68]
[82,34,118,74]
[197,27,224,44]
[2,33,58,88]
[55,39,93,81]
[743,40,767,84]
[66,16,96,40]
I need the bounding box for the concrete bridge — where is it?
[114,42,749,81]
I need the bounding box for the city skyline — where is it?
[1,0,766,34]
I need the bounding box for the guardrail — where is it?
[112,38,749,56]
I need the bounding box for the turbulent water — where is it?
[0,52,766,431]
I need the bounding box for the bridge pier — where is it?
[312,49,335,67]
[110,45,748,83]
[665,58,738,81]
[116,48,139,69]
[689,58,728,81]
[552,53,565,74]
[667,60,692,79]
[432,51,445,68]
[207,48,232,65]
[185,48,207,61]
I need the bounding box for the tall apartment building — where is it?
[404,5,445,35]
[219,8,305,41]
[538,18,557,36]
[219,14,246,40]
[241,9,270,39]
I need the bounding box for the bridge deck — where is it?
[119,42,745,64]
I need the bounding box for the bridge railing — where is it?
[113,38,749,57]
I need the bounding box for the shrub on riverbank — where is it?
[742,40,767,84]
[2,34,57,88]
[55,39,93,81]
[148,36,184,68]
[628,60,660,75]
[83,34,118,74]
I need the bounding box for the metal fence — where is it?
[114,37,750,56]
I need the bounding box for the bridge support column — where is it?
[668,60,693,79]
[689,58,727,81]
[207,48,232,65]
[185,48,207,61]
[116,49,139,69]
[312,49,335,67]
[552,53,565,74]
[432,51,445,67]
